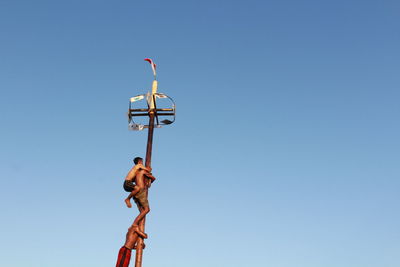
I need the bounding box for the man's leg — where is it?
[131,206,150,239]
[124,186,140,208]
[131,189,150,238]
[133,206,150,227]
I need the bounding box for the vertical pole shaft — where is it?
[145,111,155,168]
[134,111,155,267]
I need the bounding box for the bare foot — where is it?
[132,225,148,239]
[125,198,132,208]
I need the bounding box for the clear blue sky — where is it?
[1,0,399,266]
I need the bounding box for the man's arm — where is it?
[145,172,156,183]
[141,171,156,188]
[137,163,152,173]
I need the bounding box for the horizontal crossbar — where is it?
[129,108,174,112]
[130,113,175,117]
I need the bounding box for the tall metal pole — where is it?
[134,79,157,267]
[144,111,155,167]
[122,59,175,267]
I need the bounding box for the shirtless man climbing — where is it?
[115,157,156,266]
[123,156,155,239]
[123,157,154,208]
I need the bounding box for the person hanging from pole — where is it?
[123,157,155,238]
[116,159,155,267]
[128,168,155,239]
[123,157,153,208]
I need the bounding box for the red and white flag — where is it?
[144,58,157,77]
